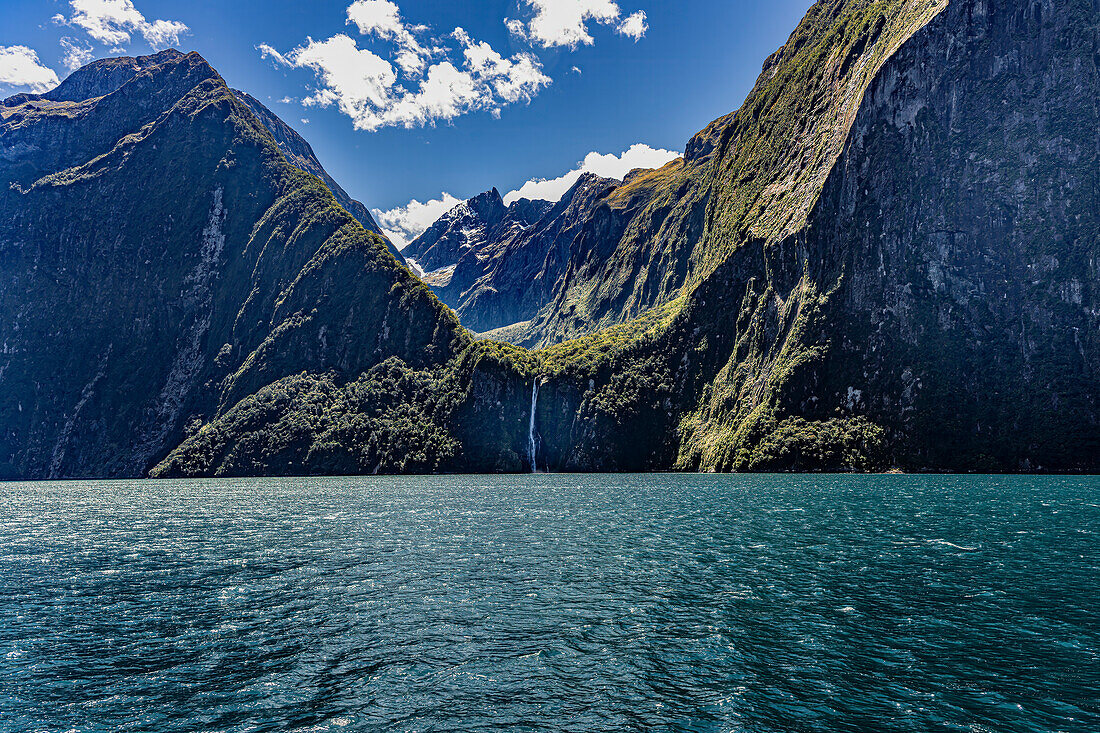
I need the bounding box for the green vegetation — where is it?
[7,0,1099,478]
[153,359,462,476]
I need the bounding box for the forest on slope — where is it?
[2,0,1098,479]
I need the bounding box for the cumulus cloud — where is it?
[265,34,397,121]
[617,11,648,41]
[346,0,431,76]
[374,144,680,246]
[458,31,549,104]
[0,46,60,93]
[57,0,189,49]
[503,143,679,204]
[262,6,550,131]
[372,192,464,248]
[507,0,647,48]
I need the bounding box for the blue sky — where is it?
[1,0,812,244]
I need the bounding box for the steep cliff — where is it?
[0,50,460,479]
[462,0,953,349]
[232,90,401,259]
[6,0,1097,479]
[529,0,1100,472]
[396,0,1100,473]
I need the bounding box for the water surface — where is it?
[1,474,1097,732]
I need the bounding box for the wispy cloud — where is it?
[0,45,60,93]
[373,144,680,245]
[506,0,648,48]
[54,0,189,49]
[261,2,550,131]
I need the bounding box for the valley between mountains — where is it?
[1,0,1098,479]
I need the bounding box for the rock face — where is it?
[3,0,1098,479]
[453,174,617,334]
[0,50,459,479]
[232,90,401,259]
[403,189,509,277]
[787,0,1100,470]
[410,0,1100,472]
[407,176,616,334]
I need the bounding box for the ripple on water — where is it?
[0,474,1097,732]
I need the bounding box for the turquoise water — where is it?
[0,475,1097,732]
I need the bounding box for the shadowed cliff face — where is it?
[0,51,460,479]
[231,90,401,260]
[526,0,1100,473]
[4,0,1097,479]
[799,0,1100,469]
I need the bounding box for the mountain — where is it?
[232,90,402,260]
[402,188,510,279]
[0,49,459,479]
[399,0,1100,472]
[4,0,1098,479]
[401,180,627,334]
[444,175,617,334]
[531,0,1098,472]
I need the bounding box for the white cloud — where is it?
[60,37,95,70]
[346,0,403,36]
[503,143,679,204]
[374,144,681,246]
[262,10,550,132]
[0,46,60,93]
[257,43,289,66]
[508,0,647,48]
[346,0,431,76]
[505,18,528,41]
[56,0,188,49]
[617,11,647,40]
[57,0,188,49]
[459,34,548,104]
[270,34,397,122]
[372,192,464,248]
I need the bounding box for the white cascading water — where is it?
[528,379,539,473]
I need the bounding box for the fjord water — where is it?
[1,476,1097,732]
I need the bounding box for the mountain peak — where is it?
[40,49,211,104]
[403,187,508,274]
[467,187,506,217]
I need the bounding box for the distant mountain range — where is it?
[2,0,1098,479]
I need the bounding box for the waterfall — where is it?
[528,379,539,473]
